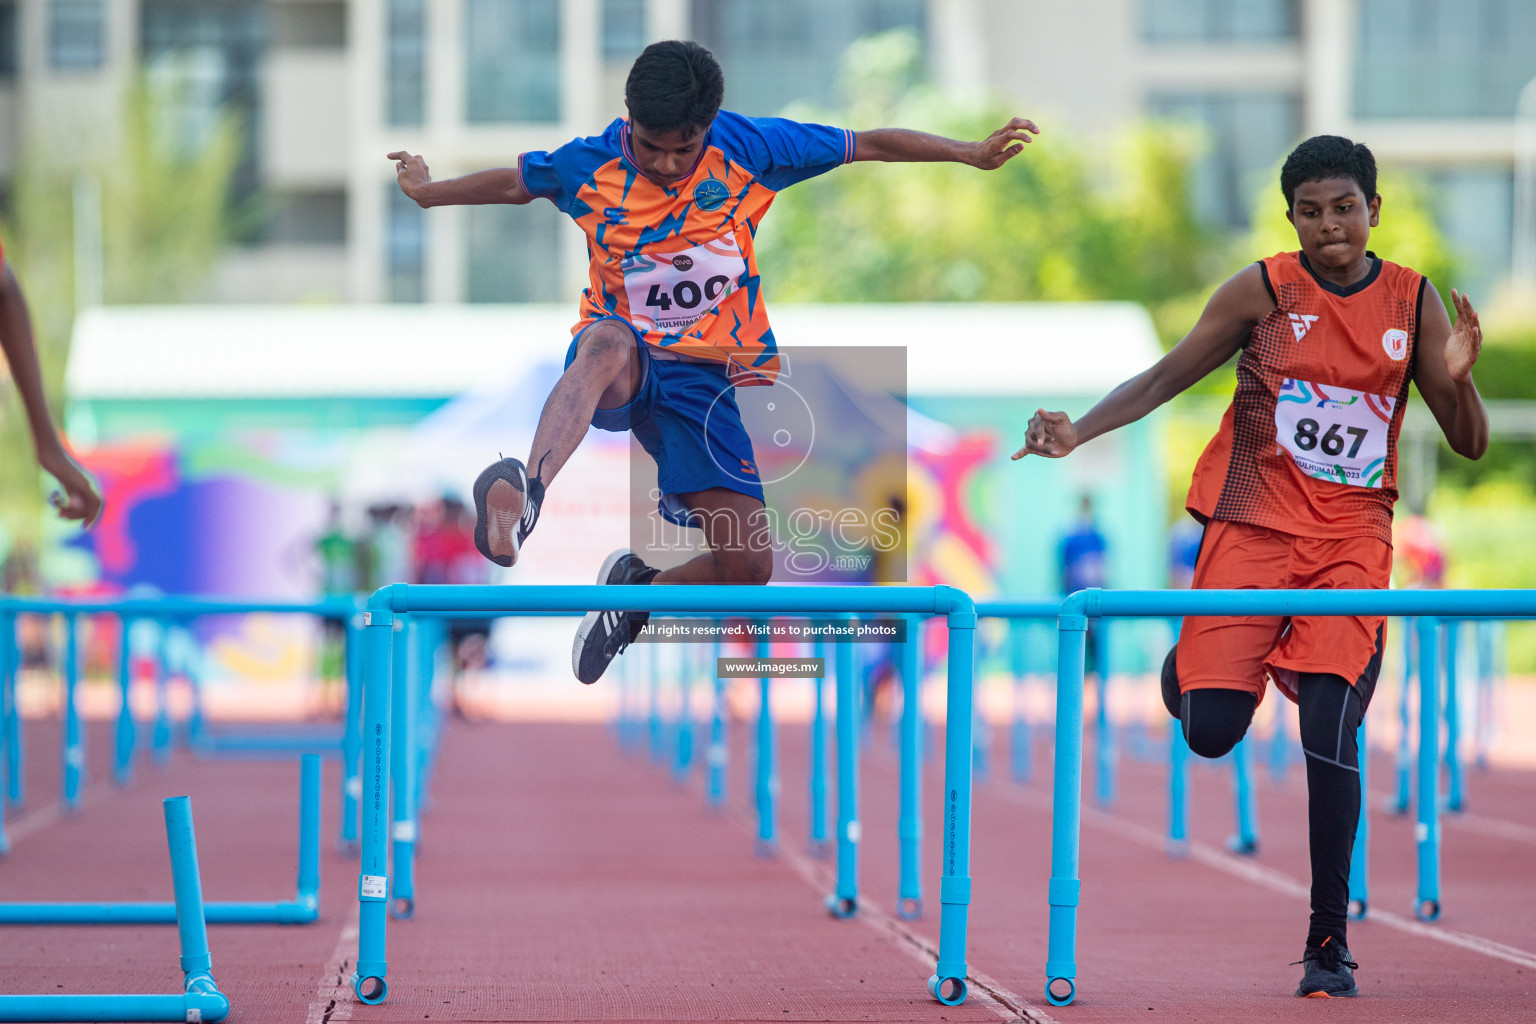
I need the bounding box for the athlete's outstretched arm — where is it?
[1413,284,1488,460]
[388,151,536,207]
[1012,264,1272,460]
[852,118,1039,169]
[0,263,101,525]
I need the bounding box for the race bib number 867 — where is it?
[1274,379,1395,488]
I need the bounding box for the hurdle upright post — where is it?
[1009,620,1030,783]
[1415,616,1442,921]
[1,611,19,808]
[1229,737,1260,854]
[808,636,829,856]
[1167,718,1189,856]
[152,618,173,767]
[754,636,777,856]
[341,611,364,850]
[351,595,396,1005]
[1093,619,1114,807]
[928,588,977,1006]
[114,614,135,786]
[389,616,418,920]
[1392,617,1413,814]
[1348,720,1369,919]
[828,619,859,917]
[1043,592,1089,1007]
[707,639,726,809]
[62,612,83,811]
[897,613,923,918]
[1443,620,1465,812]
[674,643,695,782]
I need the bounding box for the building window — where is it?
[1356,0,1536,118]
[0,2,18,79]
[1147,91,1300,227]
[464,0,560,124]
[465,203,562,302]
[386,0,426,127]
[691,0,924,116]
[1142,0,1297,42]
[141,1,266,204]
[1431,167,1513,297]
[268,189,348,245]
[273,2,345,48]
[387,187,426,302]
[602,0,645,59]
[49,0,106,71]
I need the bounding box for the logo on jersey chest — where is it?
[1288,312,1320,341]
[693,178,730,212]
[1382,328,1408,361]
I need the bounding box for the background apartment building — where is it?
[1,0,1533,305]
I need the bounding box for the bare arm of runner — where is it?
[388,151,536,207]
[1412,284,1488,460]
[853,118,1039,169]
[0,262,102,526]
[1011,263,1274,460]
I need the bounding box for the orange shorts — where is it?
[1174,518,1390,706]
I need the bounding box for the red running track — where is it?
[2,712,1534,1023]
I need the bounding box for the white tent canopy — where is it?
[67,302,1161,401]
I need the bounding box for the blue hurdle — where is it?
[1042,587,1536,1007]
[351,583,981,1008]
[808,636,831,857]
[0,796,231,1023]
[0,753,322,924]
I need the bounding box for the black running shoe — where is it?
[571,549,659,685]
[1293,938,1359,998]
[1160,645,1181,720]
[472,457,543,568]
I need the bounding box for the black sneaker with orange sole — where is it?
[1294,938,1359,998]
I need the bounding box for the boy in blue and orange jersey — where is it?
[0,233,101,528]
[1016,136,1488,999]
[390,40,1037,684]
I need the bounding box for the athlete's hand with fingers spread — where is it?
[1444,288,1482,383]
[388,150,432,202]
[968,117,1040,170]
[1012,408,1078,460]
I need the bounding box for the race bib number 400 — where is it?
[622,237,746,335]
[1275,379,1396,487]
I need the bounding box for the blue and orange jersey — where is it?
[519,111,855,385]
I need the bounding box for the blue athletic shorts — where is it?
[564,316,765,527]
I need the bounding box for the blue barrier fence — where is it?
[350,583,981,1008]
[0,796,231,1022]
[1042,587,1536,1008]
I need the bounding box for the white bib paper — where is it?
[622,237,746,335]
[1274,379,1395,488]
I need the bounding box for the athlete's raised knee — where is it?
[1182,688,1258,759]
[573,321,636,375]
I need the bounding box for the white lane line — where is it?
[991,782,1536,973]
[721,804,1060,1024]
[303,907,360,1024]
[1444,812,1536,846]
[3,782,118,845]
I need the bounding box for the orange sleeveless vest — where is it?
[1186,251,1425,545]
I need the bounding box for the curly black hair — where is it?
[625,40,724,135]
[1280,135,1378,207]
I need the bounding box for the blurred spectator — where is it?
[414,495,491,715]
[1395,513,1446,589]
[359,503,413,592]
[1059,494,1108,672]
[1167,518,1204,589]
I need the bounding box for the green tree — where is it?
[0,75,240,555]
[756,30,1212,307]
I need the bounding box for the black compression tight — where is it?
[1179,672,1365,946]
